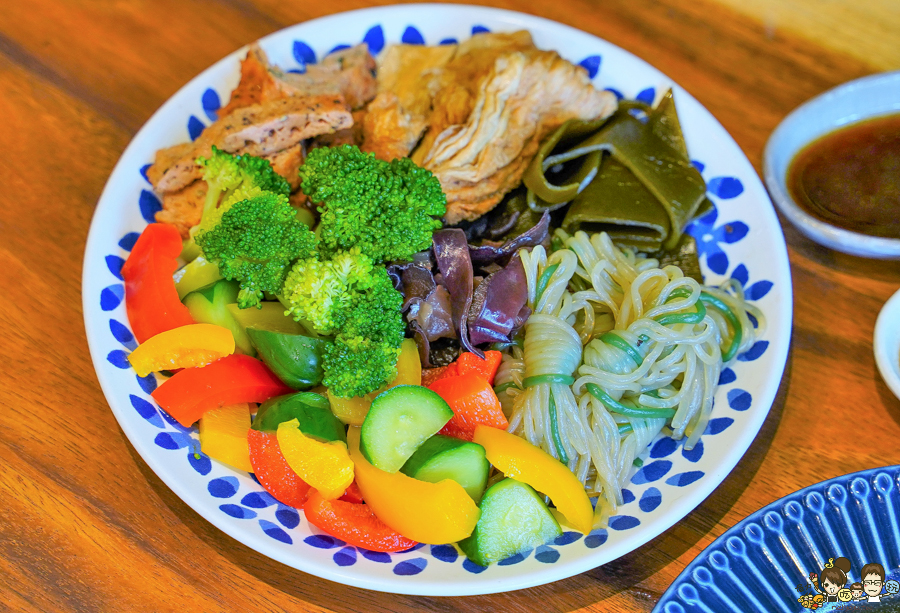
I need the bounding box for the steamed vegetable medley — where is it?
[123,145,593,565]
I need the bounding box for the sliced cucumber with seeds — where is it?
[459,478,562,567]
[360,386,453,473]
[400,435,490,502]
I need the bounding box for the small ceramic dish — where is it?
[875,287,900,401]
[763,71,900,259]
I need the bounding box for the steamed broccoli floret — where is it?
[194,146,291,237]
[299,144,446,263]
[195,192,317,309]
[282,249,405,397]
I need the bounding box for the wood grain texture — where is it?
[1,0,898,611]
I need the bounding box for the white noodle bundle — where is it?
[506,230,763,519]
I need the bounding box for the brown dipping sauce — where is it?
[787,113,900,238]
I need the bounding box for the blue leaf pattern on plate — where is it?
[650,437,678,458]
[707,177,744,199]
[639,488,662,513]
[579,55,602,79]
[201,88,220,121]
[276,508,301,529]
[682,440,704,463]
[401,26,425,45]
[363,25,385,54]
[305,534,345,549]
[221,504,256,519]
[718,368,736,385]
[472,25,490,34]
[635,87,655,105]
[118,232,140,251]
[136,373,157,394]
[463,558,489,573]
[737,341,768,362]
[631,460,672,484]
[394,558,427,575]
[109,319,136,349]
[139,189,162,223]
[334,547,357,566]
[100,284,125,311]
[666,471,705,487]
[705,417,734,435]
[609,515,641,530]
[361,550,392,563]
[431,544,458,563]
[292,40,316,69]
[188,451,211,475]
[107,350,131,369]
[535,545,560,563]
[260,520,291,544]
[130,394,163,427]
[727,389,751,411]
[106,255,125,280]
[187,116,205,141]
[585,529,608,548]
[208,476,239,498]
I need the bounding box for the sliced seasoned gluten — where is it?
[150,94,352,194]
[416,45,617,223]
[361,44,456,161]
[270,45,377,110]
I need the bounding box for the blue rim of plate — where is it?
[654,465,900,612]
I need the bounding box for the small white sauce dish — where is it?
[875,287,900,402]
[763,71,900,259]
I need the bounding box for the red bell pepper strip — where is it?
[247,429,311,509]
[339,481,364,504]
[421,364,457,387]
[429,372,509,441]
[121,223,195,343]
[151,354,292,427]
[454,350,502,384]
[303,490,418,553]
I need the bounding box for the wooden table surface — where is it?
[3,0,899,610]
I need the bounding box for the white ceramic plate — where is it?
[82,4,793,596]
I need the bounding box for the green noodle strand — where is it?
[548,392,569,465]
[618,423,634,435]
[655,288,706,326]
[522,374,576,387]
[699,292,743,361]
[534,263,559,305]
[599,331,643,367]
[586,383,677,419]
[493,382,520,394]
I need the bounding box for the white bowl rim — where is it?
[762,70,900,259]
[875,287,900,401]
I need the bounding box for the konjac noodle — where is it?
[496,230,763,522]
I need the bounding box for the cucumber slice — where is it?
[401,435,489,502]
[252,392,345,443]
[458,478,562,567]
[182,279,254,355]
[360,386,453,473]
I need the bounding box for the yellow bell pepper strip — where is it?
[472,425,593,535]
[127,323,235,377]
[329,338,421,425]
[276,419,354,500]
[347,427,480,544]
[198,403,252,472]
[151,354,292,427]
